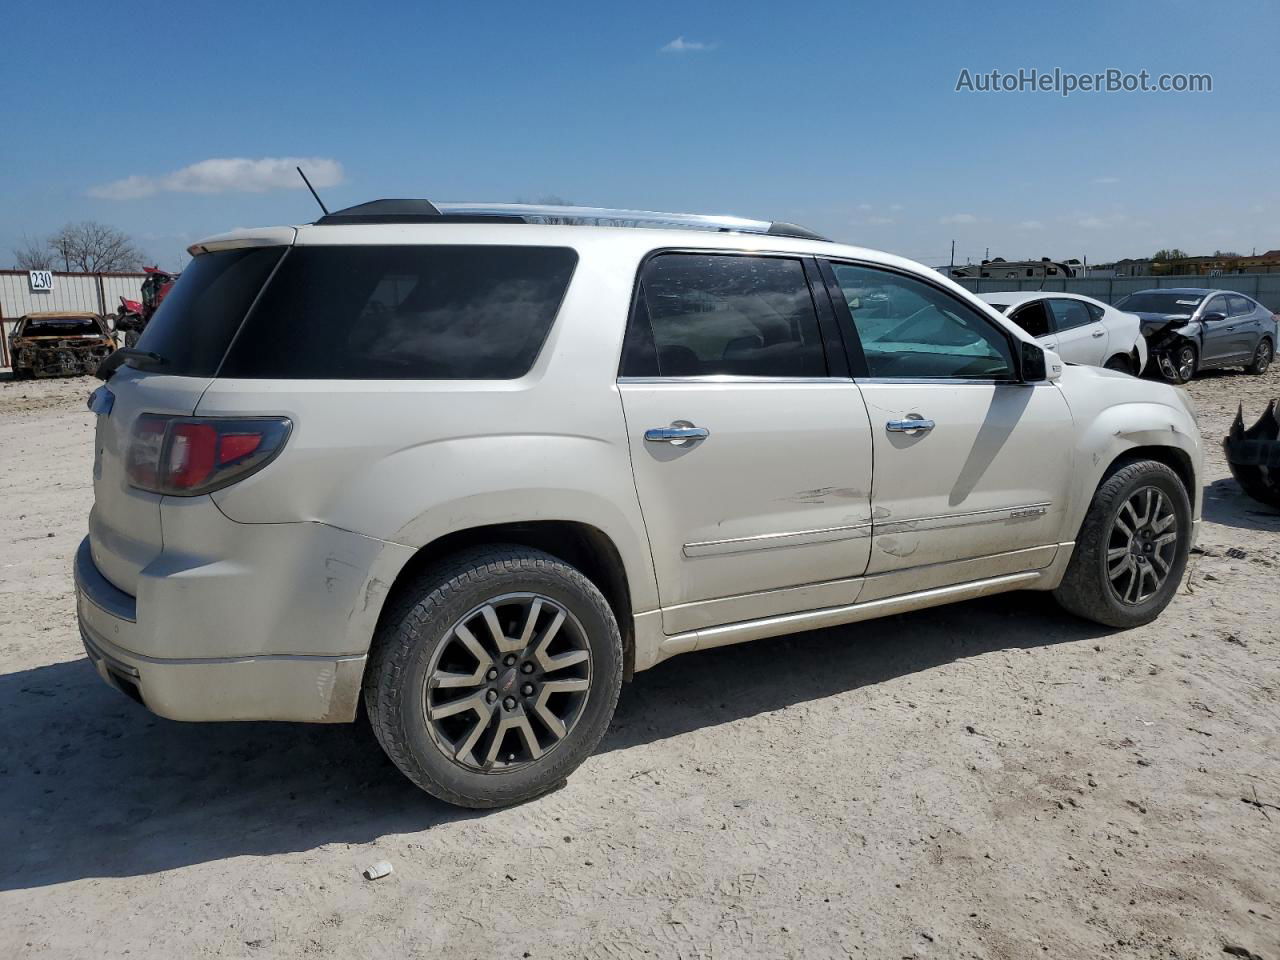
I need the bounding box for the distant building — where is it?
[947,257,1081,280]
[1150,250,1280,276]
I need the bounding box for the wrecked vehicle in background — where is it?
[1225,400,1280,509]
[115,266,179,348]
[8,312,117,379]
[1114,288,1277,384]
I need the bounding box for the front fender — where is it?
[1065,398,1203,535]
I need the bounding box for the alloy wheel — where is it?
[423,593,591,772]
[1176,346,1196,382]
[1107,486,1179,605]
[1256,341,1272,374]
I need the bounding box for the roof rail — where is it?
[314,199,827,240]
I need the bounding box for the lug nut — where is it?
[521,683,535,696]
[486,690,498,703]
[504,654,517,667]
[503,696,516,711]
[521,662,534,674]
[486,668,498,681]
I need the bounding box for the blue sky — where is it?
[3,0,1278,269]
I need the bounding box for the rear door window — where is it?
[619,254,827,378]
[1008,300,1052,338]
[1228,294,1254,316]
[136,247,285,377]
[220,245,578,379]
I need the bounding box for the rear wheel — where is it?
[1104,355,1132,374]
[1247,338,1273,376]
[1053,459,1192,628]
[364,545,623,808]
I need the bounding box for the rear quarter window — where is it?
[219,245,578,379]
[136,247,286,377]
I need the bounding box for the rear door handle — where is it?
[1091,330,1105,338]
[644,423,710,445]
[886,417,935,434]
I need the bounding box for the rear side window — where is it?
[1008,300,1052,338]
[136,247,285,377]
[220,246,577,379]
[1228,294,1254,316]
[620,254,826,378]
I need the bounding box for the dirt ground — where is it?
[1,367,1277,960]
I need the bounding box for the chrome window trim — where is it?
[854,377,1032,386]
[618,375,854,385]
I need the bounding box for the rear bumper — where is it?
[75,534,377,723]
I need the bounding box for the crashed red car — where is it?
[8,311,118,379]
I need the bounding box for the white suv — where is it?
[77,200,1202,808]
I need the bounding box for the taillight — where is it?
[126,415,291,496]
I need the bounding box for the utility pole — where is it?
[984,246,989,261]
[949,239,955,273]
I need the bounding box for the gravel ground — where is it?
[1,368,1277,960]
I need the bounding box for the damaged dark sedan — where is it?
[8,311,118,379]
[1115,288,1277,384]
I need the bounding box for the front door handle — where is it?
[886,416,935,434]
[1091,330,1105,338]
[644,423,710,445]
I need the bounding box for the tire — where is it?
[1104,355,1132,374]
[1247,337,1273,376]
[364,545,623,808]
[1160,342,1198,384]
[1053,459,1192,629]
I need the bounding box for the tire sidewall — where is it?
[1251,338,1272,375]
[387,558,622,806]
[1087,466,1192,625]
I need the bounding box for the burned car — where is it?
[9,312,118,379]
[1115,288,1277,384]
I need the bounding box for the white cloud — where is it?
[89,156,344,199]
[1092,176,1121,185]
[939,213,978,225]
[857,203,873,211]
[1016,219,1045,230]
[889,203,904,212]
[1077,213,1128,229]
[659,36,715,53]
[865,216,896,226]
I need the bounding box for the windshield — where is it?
[1115,292,1204,314]
[20,317,102,337]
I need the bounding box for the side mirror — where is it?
[1020,341,1061,382]
[1201,311,1227,323]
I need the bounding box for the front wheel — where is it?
[1053,459,1192,628]
[364,545,623,808]
[1159,342,1198,384]
[1247,338,1273,376]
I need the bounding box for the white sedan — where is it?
[978,291,1147,374]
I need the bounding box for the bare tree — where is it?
[47,221,144,273]
[12,235,55,270]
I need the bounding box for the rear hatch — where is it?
[89,239,290,594]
